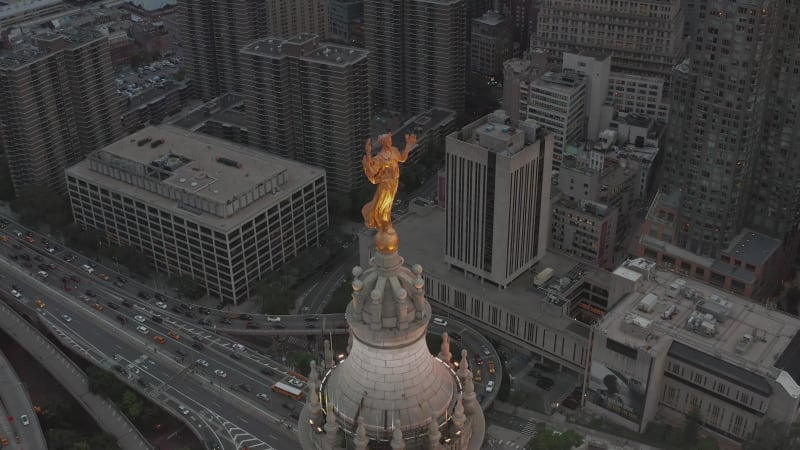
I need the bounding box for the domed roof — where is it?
[321,250,460,445]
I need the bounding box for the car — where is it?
[474,355,483,365]
[136,326,149,335]
[180,302,193,310]
[260,368,275,376]
[562,398,579,410]
[154,293,164,301]
[151,315,163,323]
[171,306,182,314]
[34,299,45,309]
[474,369,483,382]
[273,323,287,329]
[220,317,231,324]
[482,345,491,356]
[116,315,128,325]
[98,273,110,281]
[25,236,35,243]
[257,393,270,402]
[304,316,320,322]
[195,359,210,368]
[229,353,242,360]
[155,302,168,309]
[432,317,448,327]
[192,342,204,350]
[61,314,72,322]
[167,330,181,340]
[213,369,227,378]
[486,381,495,393]
[85,290,96,298]
[266,316,280,322]
[246,322,260,329]
[92,303,104,311]
[134,315,146,323]
[232,343,245,351]
[37,270,48,278]
[288,378,304,387]
[81,264,95,274]
[114,281,125,287]
[305,323,316,329]
[137,291,150,299]
[282,402,295,411]
[488,360,496,374]
[198,318,212,326]
[237,383,252,392]
[239,313,253,321]
[153,335,166,344]
[177,405,190,416]
[20,415,29,426]
[183,311,195,318]
[10,290,21,298]
[198,306,211,315]
[137,378,150,388]
[537,378,554,391]
[176,349,187,357]
[107,302,119,310]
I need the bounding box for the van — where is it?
[432,317,448,327]
[153,335,165,344]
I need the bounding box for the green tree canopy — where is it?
[11,186,72,227]
[743,419,800,450]
[86,367,127,400]
[527,425,583,450]
[168,274,205,300]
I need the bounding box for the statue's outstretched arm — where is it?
[397,134,417,163]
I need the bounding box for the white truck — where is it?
[533,268,554,287]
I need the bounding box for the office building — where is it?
[470,8,513,78]
[500,0,536,56]
[241,34,370,193]
[65,125,328,305]
[520,70,586,169]
[444,112,553,288]
[501,52,550,126]
[365,0,466,116]
[550,196,618,269]
[0,28,123,194]
[588,259,800,440]
[171,93,250,146]
[532,0,686,93]
[562,52,611,140]
[607,72,670,122]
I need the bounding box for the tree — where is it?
[603,374,619,396]
[120,390,144,420]
[112,246,153,277]
[169,274,205,300]
[291,352,313,375]
[527,425,583,450]
[497,362,512,401]
[11,186,72,227]
[86,367,126,400]
[322,278,352,314]
[683,407,702,446]
[743,419,800,450]
[45,429,84,450]
[691,437,720,450]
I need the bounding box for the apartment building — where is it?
[65,126,328,305]
[0,0,65,29]
[330,0,363,42]
[241,34,370,193]
[550,197,618,269]
[470,9,513,77]
[171,93,250,146]
[0,28,122,194]
[607,72,670,122]
[265,0,330,38]
[533,0,686,94]
[365,0,465,116]
[520,70,587,170]
[444,112,553,288]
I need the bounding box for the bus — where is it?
[272,382,304,401]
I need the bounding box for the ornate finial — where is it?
[324,401,339,447]
[438,332,452,363]
[427,410,443,450]
[459,349,470,373]
[390,421,406,450]
[308,360,319,385]
[452,395,467,431]
[354,416,369,450]
[361,132,417,254]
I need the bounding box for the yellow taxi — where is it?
[474,368,483,382]
[153,335,166,344]
[167,330,181,340]
[0,235,9,242]
[34,299,45,309]
[488,360,496,374]
[92,303,104,311]
[98,273,110,281]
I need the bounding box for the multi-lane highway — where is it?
[0,349,46,450]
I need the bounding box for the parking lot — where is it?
[116,57,183,99]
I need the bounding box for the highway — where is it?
[0,349,46,450]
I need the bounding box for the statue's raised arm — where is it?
[361,132,416,254]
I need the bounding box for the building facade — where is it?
[365,0,466,116]
[65,126,328,305]
[550,196,618,269]
[330,0,363,43]
[532,0,686,93]
[241,34,370,193]
[0,28,123,194]
[470,9,513,78]
[445,112,553,288]
[520,70,587,170]
[265,0,330,39]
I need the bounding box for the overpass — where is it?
[0,294,152,450]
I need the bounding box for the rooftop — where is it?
[0,27,105,68]
[473,10,505,26]
[66,125,324,230]
[392,207,592,341]
[600,264,800,388]
[171,93,247,131]
[724,229,782,267]
[242,35,367,67]
[529,70,587,93]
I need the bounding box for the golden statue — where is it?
[362,132,417,253]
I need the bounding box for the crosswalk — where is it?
[521,421,536,436]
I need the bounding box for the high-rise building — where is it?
[65,125,328,305]
[470,8,513,77]
[242,34,370,193]
[364,0,466,116]
[533,0,686,93]
[0,28,123,194]
[445,112,553,288]
[561,52,611,140]
[329,0,363,43]
[265,0,330,38]
[177,0,329,100]
[520,70,586,169]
